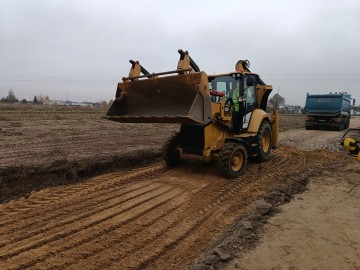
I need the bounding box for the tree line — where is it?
[0,89,112,108]
[0,89,50,104]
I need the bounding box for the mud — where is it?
[0,119,178,202]
[224,162,360,270]
[198,117,360,270]
[0,114,359,269]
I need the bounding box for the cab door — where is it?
[243,76,257,113]
[239,75,257,129]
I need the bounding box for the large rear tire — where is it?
[162,132,181,167]
[255,121,272,162]
[218,142,247,179]
[344,117,350,129]
[337,119,344,131]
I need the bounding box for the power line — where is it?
[1,74,360,83]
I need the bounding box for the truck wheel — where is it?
[218,142,247,179]
[255,121,272,162]
[338,120,344,131]
[344,118,350,129]
[162,132,181,167]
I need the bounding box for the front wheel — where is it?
[255,121,272,162]
[337,119,344,131]
[162,132,181,167]
[218,142,248,179]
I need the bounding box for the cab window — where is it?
[209,75,236,96]
[244,77,256,105]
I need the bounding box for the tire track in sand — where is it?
[0,147,341,270]
[0,163,163,231]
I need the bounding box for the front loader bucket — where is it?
[105,72,212,124]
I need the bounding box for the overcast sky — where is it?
[1,0,359,106]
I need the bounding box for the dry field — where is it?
[0,106,359,270]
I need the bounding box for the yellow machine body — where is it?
[105,50,279,178]
[340,129,360,161]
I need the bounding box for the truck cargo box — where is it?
[304,93,351,131]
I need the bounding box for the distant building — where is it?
[79,102,96,107]
[63,100,99,107]
[280,105,303,114]
[351,106,360,116]
[45,100,99,107]
[44,100,64,105]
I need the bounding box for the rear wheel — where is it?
[338,119,344,131]
[162,132,181,167]
[218,142,247,179]
[255,121,272,162]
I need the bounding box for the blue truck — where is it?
[304,92,351,131]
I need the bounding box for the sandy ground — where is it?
[0,114,359,269]
[226,164,360,270]
[1,146,340,270]
[225,117,360,270]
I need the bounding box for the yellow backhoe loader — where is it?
[105,49,278,178]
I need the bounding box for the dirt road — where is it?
[225,163,360,270]
[0,116,359,269]
[224,117,360,270]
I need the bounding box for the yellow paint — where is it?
[247,109,268,133]
[271,110,279,148]
[204,123,229,152]
[344,138,356,151]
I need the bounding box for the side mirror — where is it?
[246,77,255,86]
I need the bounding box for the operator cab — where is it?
[208,73,258,130]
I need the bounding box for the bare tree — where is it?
[0,89,18,103]
[268,93,285,111]
[37,94,50,104]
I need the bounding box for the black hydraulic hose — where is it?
[213,118,232,132]
[129,60,151,75]
[178,49,200,72]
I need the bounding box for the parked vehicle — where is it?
[105,49,278,178]
[304,92,351,131]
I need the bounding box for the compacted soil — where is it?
[222,117,360,270]
[0,109,359,270]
